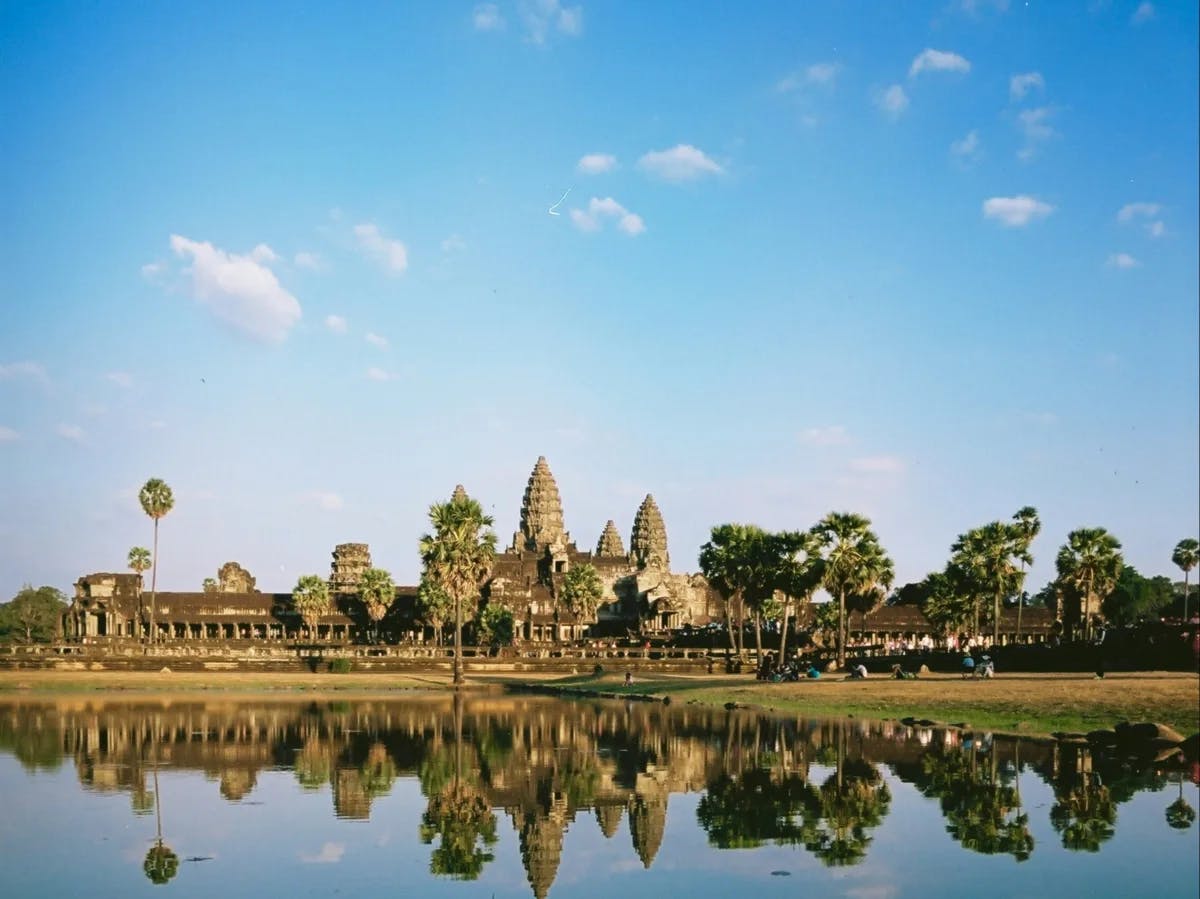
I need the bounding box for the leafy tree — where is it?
[697,768,821,849]
[1056,528,1123,641]
[1172,538,1198,622]
[420,488,497,686]
[143,841,178,885]
[201,577,218,593]
[1102,566,1175,626]
[138,478,174,644]
[292,574,331,641]
[813,513,894,668]
[698,524,771,659]
[771,529,825,659]
[358,567,395,642]
[558,563,603,637]
[1012,507,1040,640]
[476,604,514,648]
[128,546,151,579]
[953,521,1030,647]
[919,570,973,637]
[417,576,452,646]
[0,585,66,643]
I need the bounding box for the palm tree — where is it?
[558,563,603,642]
[814,513,894,668]
[1012,507,1040,641]
[138,478,174,644]
[1172,538,1199,623]
[358,567,395,643]
[143,747,178,884]
[699,524,769,661]
[1055,528,1123,642]
[292,574,331,642]
[127,547,151,634]
[772,529,825,660]
[963,521,1030,648]
[418,576,452,646]
[419,488,497,686]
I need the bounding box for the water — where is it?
[1,695,1196,898]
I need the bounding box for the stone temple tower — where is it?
[511,456,569,554]
[330,543,371,592]
[595,520,626,558]
[630,495,669,570]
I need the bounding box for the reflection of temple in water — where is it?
[0,696,1187,897]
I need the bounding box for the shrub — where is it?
[329,658,353,674]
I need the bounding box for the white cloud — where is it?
[0,361,48,383]
[1016,106,1056,158]
[472,3,505,30]
[876,84,909,118]
[300,842,345,864]
[849,455,905,474]
[950,129,981,158]
[57,423,84,442]
[521,0,583,44]
[569,197,645,236]
[105,372,133,388]
[250,243,277,263]
[982,195,1054,227]
[577,153,617,174]
[169,235,302,343]
[366,367,395,381]
[909,49,971,77]
[306,491,344,512]
[141,261,165,281]
[799,425,850,447]
[1131,1,1154,24]
[365,332,389,349]
[353,222,409,274]
[1147,220,1166,238]
[0,426,18,442]
[777,62,839,92]
[325,314,347,334]
[1009,71,1044,100]
[293,251,323,270]
[440,234,467,252]
[1107,252,1140,269]
[637,144,723,182]
[1117,201,1161,222]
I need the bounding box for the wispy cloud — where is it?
[1009,71,1044,100]
[141,261,165,281]
[0,426,18,443]
[577,153,617,174]
[366,367,396,381]
[57,423,85,442]
[325,314,347,334]
[365,332,389,349]
[950,129,981,160]
[1106,252,1140,269]
[472,3,504,31]
[982,195,1054,227]
[569,197,645,235]
[250,243,277,263]
[954,0,1010,15]
[1131,1,1154,24]
[293,251,323,271]
[353,223,408,274]
[105,372,133,388]
[909,49,970,77]
[0,361,48,384]
[637,144,723,182]
[521,0,582,44]
[849,455,905,474]
[875,84,909,118]
[799,425,851,447]
[1016,106,1056,160]
[299,842,345,864]
[440,234,467,252]
[1117,201,1166,237]
[168,234,303,343]
[777,62,839,92]
[305,491,344,512]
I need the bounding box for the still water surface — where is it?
[2,695,1196,898]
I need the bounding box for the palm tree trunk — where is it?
[1085,573,1094,642]
[149,518,159,645]
[753,609,763,667]
[837,588,847,668]
[453,591,463,686]
[724,593,737,659]
[1017,561,1026,641]
[778,597,791,661]
[1184,572,1191,624]
[993,588,1001,648]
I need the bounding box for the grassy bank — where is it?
[505,671,1200,737]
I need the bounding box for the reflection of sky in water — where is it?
[0,698,1196,899]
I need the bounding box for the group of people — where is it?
[960,653,996,678]
[755,652,823,682]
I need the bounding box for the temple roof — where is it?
[596,520,626,558]
[630,495,669,571]
[514,456,567,553]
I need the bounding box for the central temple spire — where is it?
[513,456,567,553]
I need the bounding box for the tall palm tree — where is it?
[358,567,395,643]
[292,574,332,642]
[814,513,894,668]
[966,521,1030,648]
[128,547,151,634]
[558,563,603,642]
[1012,507,1040,641]
[1055,528,1123,642]
[699,524,769,660]
[420,489,497,686]
[138,478,174,645]
[773,529,825,660]
[1172,538,1199,624]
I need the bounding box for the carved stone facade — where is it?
[217,561,257,594]
[630,495,669,571]
[595,520,625,558]
[330,543,371,592]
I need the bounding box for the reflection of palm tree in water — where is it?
[419,692,497,880]
[143,748,179,885]
[806,723,891,867]
[1050,747,1117,852]
[1166,773,1196,830]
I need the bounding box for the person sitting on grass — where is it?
[806,665,821,679]
[961,654,976,679]
[848,663,868,679]
[891,664,917,680]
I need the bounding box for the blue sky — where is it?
[1,0,1197,600]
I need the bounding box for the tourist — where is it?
[806,665,821,679]
[961,654,976,678]
[849,663,868,679]
[624,671,633,686]
[979,655,995,678]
